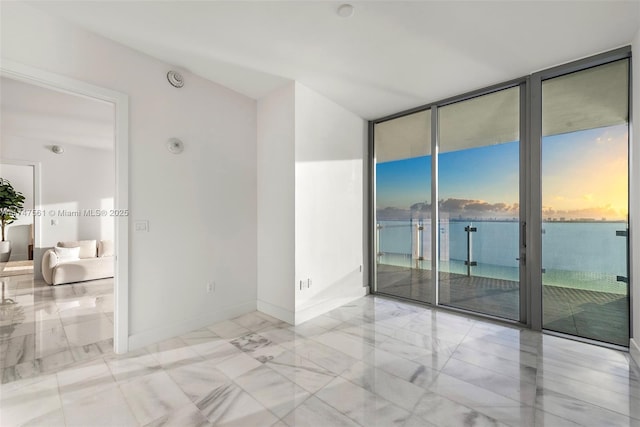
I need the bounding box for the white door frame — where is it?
[1,60,130,353]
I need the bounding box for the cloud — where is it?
[409,202,431,211]
[378,198,519,220]
[440,198,518,216]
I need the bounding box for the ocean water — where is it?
[377,219,629,294]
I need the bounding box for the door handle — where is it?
[522,222,526,248]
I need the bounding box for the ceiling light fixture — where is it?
[51,145,64,154]
[337,4,354,18]
[167,138,184,154]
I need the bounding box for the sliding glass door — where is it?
[371,48,630,347]
[374,110,433,304]
[541,59,630,346]
[438,87,522,320]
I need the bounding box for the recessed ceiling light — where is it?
[337,4,355,18]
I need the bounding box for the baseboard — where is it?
[257,299,295,325]
[128,300,256,351]
[295,286,368,325]
[630,338,640,367]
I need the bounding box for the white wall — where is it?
[630,27,640,364]
[1,2,258,347]
[257,83,296,322]
[0,164,34,261]
[294,83,367,322]
[256,82,367,324]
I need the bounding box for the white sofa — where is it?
[42,239,114,285]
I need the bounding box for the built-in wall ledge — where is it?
[630,338,640,368]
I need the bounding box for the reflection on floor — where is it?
[0,261,34,278]
[0,274,114,382]
[377,263,629,346]
[2,273,640,426]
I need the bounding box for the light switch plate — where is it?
[134,220,149,232]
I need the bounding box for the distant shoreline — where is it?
[376,217,627,223]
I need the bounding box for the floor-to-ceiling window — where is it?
[540,59,630,346]
[374,110,433,304]
[371,48,630,347]
[438,86,522,320]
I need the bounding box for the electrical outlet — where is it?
[206,281,215,293]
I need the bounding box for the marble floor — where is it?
[2,274,640,426]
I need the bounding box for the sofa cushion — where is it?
[58,240,97,259]
[98,240,114,257]
[54,246,81,262]
[52,256,114,285]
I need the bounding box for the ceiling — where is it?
[27,1,640,120]
[1,77,115,150]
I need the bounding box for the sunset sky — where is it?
[376,124,628,221]
[542,124,628,220]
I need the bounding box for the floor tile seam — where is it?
[456,340,539,364]
[306,332,375,362]
[431,391,527,426]
[58,319,74,359]
[386,333,461,358]
[454,336,541,362]
[3,337,73,372]
[341,370,426,416]
[58,310,110,328]
[463,331,542,352]
[535,363,640,397]
[308,375,390,427]
[411,391,522,427]
[229,365,289,422]
[113,378,145,426]
[104,353,160,387]
[539,348,632,372]
[128,367,197,425]
[53,369,70,427]
[56,357,120,405]
[538,355,638,384]
[446,352,539,387]
[279,393,366,427]
[424,321,466,379]
[431,371,527,410]
[283,343,355,376]
[275,393,313,425]
[533,387,640,422]
[524,403,604,427]
[141,368,207,427]
[535,378,640,418]
[356,351,440,391]
[438,365,538,408]
[338,328,391,350]
[489,404,558,427]
[282,346,348,379]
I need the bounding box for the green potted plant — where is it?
[0,178,26,263]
